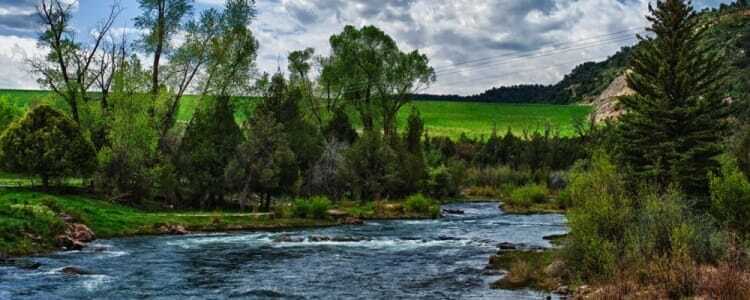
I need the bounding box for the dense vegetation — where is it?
[1,0,750,298]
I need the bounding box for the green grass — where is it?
[0,190,337,256]
[403,101,591,139]
[1,89,591,139]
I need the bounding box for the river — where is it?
[0,202,567,299]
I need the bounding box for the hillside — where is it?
[589,4,750,121]
[417,3,750,110]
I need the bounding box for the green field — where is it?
[1,89,591,139]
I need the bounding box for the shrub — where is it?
[709,157,750,235]
[41,196,60,213]
[309,196,332,219]
[555,188,573,209]
[508,183,549,207]
[293,198,311,218]
[404,194,438,217]
[293,196,332,219]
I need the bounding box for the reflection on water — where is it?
[0,202,567,299]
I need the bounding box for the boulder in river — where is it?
[158,224,189,235]
[0,257,41,270]
[273,235,303,243]
[55,235,86,250]
[339,217,364,225]
[496,242,517,250]
[60,266,91,275]
[67,223,95,242]
[442,208,464,215]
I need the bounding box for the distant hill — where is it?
[416,2,749,108]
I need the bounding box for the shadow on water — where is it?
[0,202,568,299]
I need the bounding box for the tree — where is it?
[288,47,314,84]
[30,0,120,123]
[615,0,730,198]
[227,112,297,211]
[342,131,399,201]
[323,106,358,144]
[97,55,157,201]
[96,58,156,200]
[395,107,427,195]
[378,51,435,139]
[325,25,398,131]
[0,105,96,190]
[323,25,434,137]
[255,73,324,173]
[135,0,194,96]
[177,96,242,208]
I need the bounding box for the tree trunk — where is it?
[42,175,50,191]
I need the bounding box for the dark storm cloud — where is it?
[0,13,38,32]
[0,0,39,33]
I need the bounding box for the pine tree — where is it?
[616,0,730,199]
[178,96,243,208]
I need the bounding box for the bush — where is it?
[709,157,750,235]
[404,194,439,217]
[293,196,332,219]
[555,188,573,209]
[309,196,332,219]
[508,183,549,207]
[293,198,311,218]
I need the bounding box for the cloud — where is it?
[0,35,46,89]
[0,0,733,93]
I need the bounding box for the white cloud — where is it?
[0,0,730,94]
[0,35,46,89]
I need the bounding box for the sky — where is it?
[0,0,732,95]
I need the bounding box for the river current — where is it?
[0,202,567,299]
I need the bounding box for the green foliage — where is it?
[564,151,726,286]
[227,111,297,211]
[292,198,311,218]
[508,184,549,207]
[324,25,435,133]
[177,96,242,208]
[0,98,20,134]
[96,80,157,200]
[309,196,332,219]
[615,0,730,198]
[0,105,96,188]
[323,106,358,143]
[342,131,399,200]
[403,194,440,217]
[465,165,532,188]
[0,198,66,255]
[709,157,750,235]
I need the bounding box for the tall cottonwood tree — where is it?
[323,25,434,138]
[616,0,730,198]
[30,0,120,123]
[135,0,193,96]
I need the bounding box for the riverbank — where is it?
[0,190,438,258]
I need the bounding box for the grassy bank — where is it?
[0,190,439,257]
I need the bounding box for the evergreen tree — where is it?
[177,96,242,208]
[0,105,96,190]
[323,106,358,144]
[227,112,297,211]
[616,0,730,198]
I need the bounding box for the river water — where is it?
[0,202,567,299]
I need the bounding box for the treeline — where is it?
[413,47,632,104]
[0,0,447,211]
